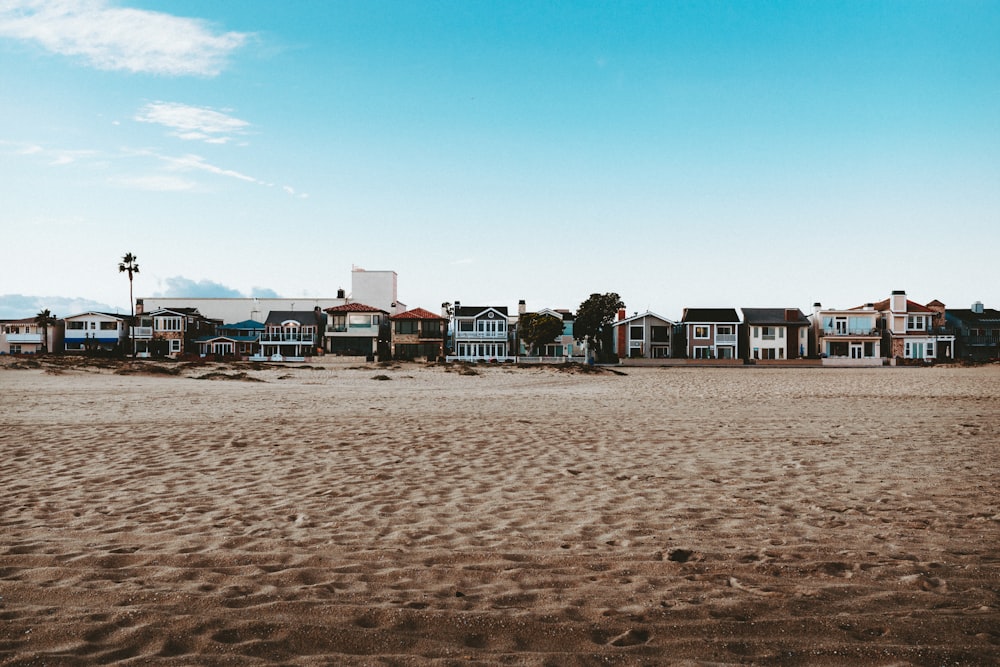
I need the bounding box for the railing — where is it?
[6,333,43,343]
[419,330,445,339]
[130,327,153,338]
[822,328,879,336]
[453,330,508,339]
[963,335,1000,346]
[715,334,737,344]
[259,332,315,343]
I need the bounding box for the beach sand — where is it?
[1,357,998,665]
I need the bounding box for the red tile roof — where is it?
[870,298,934,313]
[391,307,447,320]
[324,302,386,313]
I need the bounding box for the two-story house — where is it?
[324,303,388,358]
[810,302,882,365]
[946,301,1000,361]
[680,308,741,359]
[874,291,954,361]
[63,312,128,354]
[613,309,675,359]
[449,303,511,361]
[390,307,448,361]
[131,307,219,358]
[740,308,810,361]
[514,302,579,358]
[1,317,63,355]
[194,319,264,359]
[258,309,325,361]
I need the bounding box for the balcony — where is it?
[716,334,737,344]
[6,333,43,344]
[822,328,879,337]
[259,332,315,343]
[130,326,153,339]
[419,329,444,339]
[454,330,507,340]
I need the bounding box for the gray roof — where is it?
[740,308,809,325]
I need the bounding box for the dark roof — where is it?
[224,319,265,329]
[740,308,809,325]
[264,310,326,325]
[612,311,673,327]
[146,307,203,317]
[391,307,447,321]
[681,308,741,323]
[455,306,508,318]
[325,302,387,313]
[947,308,1000,323]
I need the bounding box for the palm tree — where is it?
[118,252,139,357]
[34,308,56,354]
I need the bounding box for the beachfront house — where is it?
[680,308,741,359]
[324,302,388,358]
[390,307,448,361]
[514,301,579,359]
[63,312,128,354]
[810,302,882,365]
[874,291,954,362]
[613,309,675,359]
[449,303,512,361]
[740,308,811,361]
[194,319,264,359]
[1,317,64,355]
[131,307,219,358]
[258,309,325,361]
[946,301,1000,361]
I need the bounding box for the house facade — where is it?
[1,317,63,355]
[324,303,388,358]
[390,307,448,361]
[740,308,810,360]
[259,309,325,360]
[449,303,512,361]
[63,312,128,353]
[680,308,741,359]
[131,307,219,358]
[613,309,675,359]
[946,302,1000,361]
[810,303,882,365]
[194,319,264,359]
[874,291,954,361]
[515,302,579,358]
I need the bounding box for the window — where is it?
[68,321,86,330]
[169,339,181,353]
[761,326,776,340]
[629,326,644,341]
[717,326,733,336]
[907,315,926,331]
[694,326,709,338]
[395,320,418,334]
[100,321,118,330]
[156,317,182,332]
[459,320,474,332]
[693,346,712,359]
[10,344,21,354]
[348,314,370,328]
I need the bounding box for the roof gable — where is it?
[740,308,808,324]
[455,306,508,318]
[681,308,741,323]
[612,311,674,327]
[391,307,447,321]
[325,302,387,314]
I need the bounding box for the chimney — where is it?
[618,308,627,321]
[813,302,822,314]
[785,309,797,322]
[336,288,345,299]
[518,299,526,316]
[973,301,984,314]
[891,290,906,313]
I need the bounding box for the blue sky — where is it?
[1,0,998,320]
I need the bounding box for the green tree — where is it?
[34,308,56,354]
[519,312,564,356]
[118,252,139,357]
[573,292,624,362]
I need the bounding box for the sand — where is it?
[1,357,998,666]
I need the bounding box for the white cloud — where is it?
[160,153,263,185]
[135,101,250,144]
[0,0,249,76]
[112,174,197,191]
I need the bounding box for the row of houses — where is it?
[3,277,1000,365]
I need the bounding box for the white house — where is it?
[740,308,810,360]
[810,303,882,366]
[449,303,512,361]
[63,312,128,354]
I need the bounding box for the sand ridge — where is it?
[1,358,998,665]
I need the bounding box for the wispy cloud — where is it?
[135,101,250,144]
[160,153,268,186]
[0,0,249,76]
[112,174,197,192]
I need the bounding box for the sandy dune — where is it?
[1,358,998,665]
